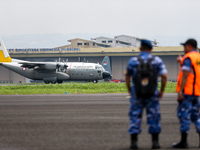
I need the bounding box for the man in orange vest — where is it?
[173,39,200,148]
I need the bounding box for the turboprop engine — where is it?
[34,62,68,72]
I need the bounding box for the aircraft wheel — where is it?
[51,81,56,84]
[44,81,50,84]
[57,80,63,84]
[93,80,98,83]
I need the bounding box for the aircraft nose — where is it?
[103,71,111,79]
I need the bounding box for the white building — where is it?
[91,35,158,47]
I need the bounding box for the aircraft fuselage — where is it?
[1,62,109,83]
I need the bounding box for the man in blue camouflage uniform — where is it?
[125,39,167,149]
[173,39,200,148]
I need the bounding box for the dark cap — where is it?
[180,39,198,48]
[141,39,153,49]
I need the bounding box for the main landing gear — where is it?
[44,80,63,84]
[93,80,98,83]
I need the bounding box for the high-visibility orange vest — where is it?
[176,51,200,96]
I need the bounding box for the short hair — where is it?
[140,45,152,51]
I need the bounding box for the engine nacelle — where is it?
[42,63,57,70]
[36,62,68,71]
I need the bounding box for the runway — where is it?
[0,93,199,150]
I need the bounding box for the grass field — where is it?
[0,82,176,95]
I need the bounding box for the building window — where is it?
[84,43,89,46]
[116,40,118,43]
[108,40,112,43]
[77,43,82,45]
[93,43,95,46]
[102,41,106,43]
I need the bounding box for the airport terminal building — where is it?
[0,35,183,83]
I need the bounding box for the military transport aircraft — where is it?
[0,38,112,84]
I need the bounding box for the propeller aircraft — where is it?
[0,38,112,84]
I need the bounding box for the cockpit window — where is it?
[95,65,100,70]
[95,65,104,71]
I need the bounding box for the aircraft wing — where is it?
[19,62,46,69]
[19,62,61,71]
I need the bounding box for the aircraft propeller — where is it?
[63,59,68,73]
[55,58,61,72]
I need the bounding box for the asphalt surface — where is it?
[0,93,199,150]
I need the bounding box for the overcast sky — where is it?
[1,0,200,48]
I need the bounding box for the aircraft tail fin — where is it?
[0,37,12,63]
[101,56,112,75]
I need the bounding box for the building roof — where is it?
[67,38,92,42]
[91,36,114,40]
[114,35,158,44]
[114,34,139,39]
